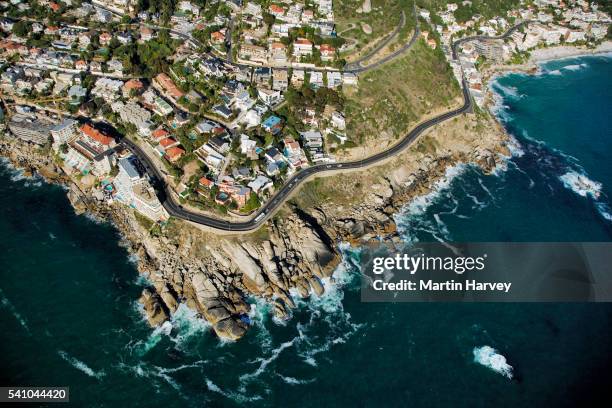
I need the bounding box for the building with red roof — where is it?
[165,146,185,162]
[80,124,114,147]
[153,73,184,101]
[151,128,169,141]
[122,79,144,97]
[269,4,285,17]
[199,177,214,188]
[159,137,179,149]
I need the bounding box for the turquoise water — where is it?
[1,54,611,407]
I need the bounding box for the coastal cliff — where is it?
[0,109,508,341]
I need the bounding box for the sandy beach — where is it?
[529,41,612,63]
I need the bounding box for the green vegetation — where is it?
[334,0,402,52]
[344,41,460,146]
[109,31,181,77]
[415,135,439,154]
[416,0,521,20]
[134,210,154,230]
[241,193,261,213]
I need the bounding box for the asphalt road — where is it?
[121,76,472,232]
[95,3,419,74]
[344,9,407,71]
[97,7,527,232]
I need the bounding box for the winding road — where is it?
[95,3,419,74]
[95,5,527,232]
[122,77,472,232]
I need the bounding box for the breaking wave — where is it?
[491,81,523,100]
[168,303,211,351]
[473,346,513,379]
[395,164,468,243]
[58,350,106,379]
[0,157,44,188]
[132,304,211,356]
[561,62,588,71]
[559,171,602,199]
[133,321,173,356]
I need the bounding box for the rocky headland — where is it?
[0,108,509,341]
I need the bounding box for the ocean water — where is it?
[1,54,611,407]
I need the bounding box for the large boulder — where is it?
[138,288,169,327]
[214,318,247,341]
[222,242,267,292]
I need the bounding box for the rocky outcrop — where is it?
[138,288,170,327]
[130,207,341,340]
[0,110,509,341]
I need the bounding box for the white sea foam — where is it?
[83,212,106,225]
[134,321,173,356]
[477,178,496,202]
[473,346,513,379]
[559,171,602,199]
[562,62,588,71]
[239,338,297,383]
[0,158,45,188]
[134,303,211,356]
[115,361,202,398]
[491,82,522,100]
[276,374,315,385]
[488,87,513,122]
[168,303,211,350]
[205,379,263,403]
[547,69,562,76]
[127,253,140,266]
[133,274,152,287]
[395,164,468,242]
[248,297,274,352]
[466,193,485,210]
[596,202,612,222]
[58,350,106,379]
[0,288,30,333]
[401,164,467,217]
[505,136,525,158]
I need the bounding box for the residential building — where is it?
[239,44,268,64]
[153,73,184,102]
[257,87,282,106]
[272,69,288,91]
[293,38,313,57]
[50,118,78,151]
[8,114,53,145]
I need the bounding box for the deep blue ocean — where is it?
[1,54,611,407]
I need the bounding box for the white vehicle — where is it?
[254,212,266,223]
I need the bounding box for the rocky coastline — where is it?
[0,110,509,340]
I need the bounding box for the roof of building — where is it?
[155,73,184,99]
[159,137,178,148]
[199,177,214,187]
[165,146,185,160]
[124,79,144,90]
[151,128,169,139]
[119,156,141,178]
[80,123,113,146]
